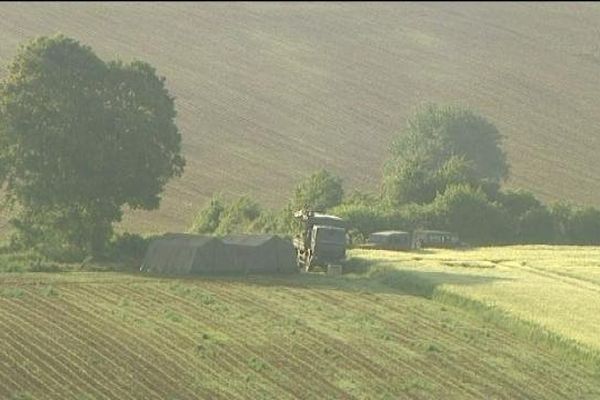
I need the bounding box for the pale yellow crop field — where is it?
[352,246,600,351]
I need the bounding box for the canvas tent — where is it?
[141,233,220,274]
[141,233,297,275]
[216,234,297,274]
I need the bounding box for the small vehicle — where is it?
[293,210,347,272]
[411,230,460,249]
[361,230,412,251]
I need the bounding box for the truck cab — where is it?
[293,210,347,271]
[412,230,460,249]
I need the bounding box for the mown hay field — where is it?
[352,245,600,352]
[2,3,600,234]
[1,255,600,399]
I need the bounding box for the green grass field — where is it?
[2,3,600,234]
[1,246,600,399]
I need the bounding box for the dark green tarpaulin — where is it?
[141,233,297,275]
[141,233,220,274]
[218,234,297,274]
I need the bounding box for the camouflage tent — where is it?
[141,233,220,274]
[216,234,297,274]
[141,233,297,275]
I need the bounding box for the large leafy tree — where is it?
[292,169,344,212]
[383,104,508,206]
[0,35,185,258]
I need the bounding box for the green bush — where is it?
[431,184,512,244]
[566,207,600,245]
[107,233,152,263]
[292,169,344,211]
[517,207,555,244]
[330,204,387,238]
[215,196,263,235]
[496,189,543,217]
[190,196,224,234]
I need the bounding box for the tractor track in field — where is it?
[108,282,338,400]
[0,307,116,400]
[140,284,359,399]
[2,272,600,399]
[309,290,565,399]
[18,290,182,399]
[284,288,573,399]
[55,287,219,400]
[234,285,479,397]
[500,261,600,295]
[94,284,306,400]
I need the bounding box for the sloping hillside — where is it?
[1,271,599,399]
[1,3,600,233]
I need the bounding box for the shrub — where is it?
[292,169,344,211]
[566,207,600,245]
[518,207,555,244]
[190,196,224,234]
[107,233,151,263]
[215,196,263,235]
[496,189,543,217]
[330,204,387,238]
[431,184,512,244]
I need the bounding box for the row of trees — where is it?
[191,104,600,246]
[2,34,599,263]
[190,169,344,237]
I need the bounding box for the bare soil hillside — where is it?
[2,3,600,233]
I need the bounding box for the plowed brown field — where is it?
[2,3,600,234]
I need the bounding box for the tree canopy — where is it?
[292,169,344,211]
[383,104,508,206]
[0,35,185,258]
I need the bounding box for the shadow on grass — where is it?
[131,258,509,300]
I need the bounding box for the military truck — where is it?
[292,210,347,272]
[361,230,412,251]
[411,230,460,249]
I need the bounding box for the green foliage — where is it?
[431,184,511,244]
[331,203,387,241]
[546,202,600,245]
[214,196,262,235]
[0,250,61,273]
[517,207,555,244]
[0,287,25,298]
[382,153,438,205]
[190,169,345,238]
[496,189,543,217]
[565,206,600,245]
[497,189,554,244]
[191,195,269,236]
[190,195,225,234]
[343,190,379,207]
[0,34,184,259]
[292,169,343,211]
[331,202,435,243]
[549,201,575,243]
[383,104,508,206]
[107,233,151,264]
